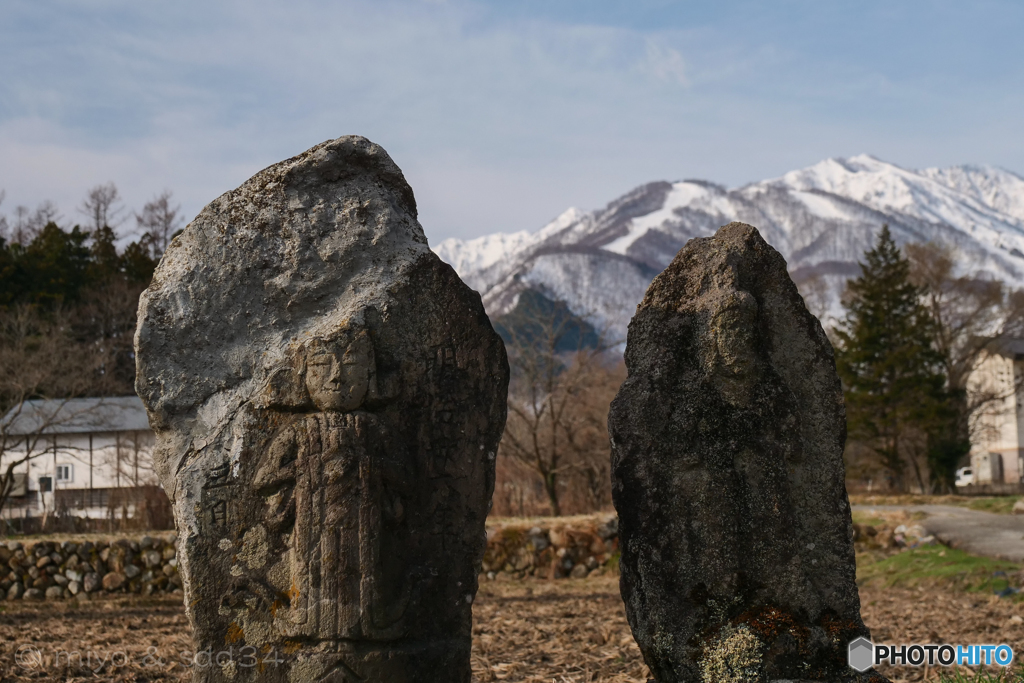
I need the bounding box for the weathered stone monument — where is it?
[609,223,885,683]
[135,136,508,682]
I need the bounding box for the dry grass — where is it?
[850,493,1024,516]
[852,508,929,527]
[0,596,191,681]
[862,586,1024,682]
[473,578,1024,683]
[472,578,648,682]
[0,574,1020,682]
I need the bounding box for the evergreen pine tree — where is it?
[834,225,951,492]
[87,225,121,284]
[21,222,91,304]
[0,236,15,306]
[120,239,157,284]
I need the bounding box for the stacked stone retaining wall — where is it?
[481,514,620,581]
[0,513,913,601]
[1,515,618,603]
[0,535,180,601]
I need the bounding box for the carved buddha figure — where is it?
[254,322,408,642]
[305,330,375,412]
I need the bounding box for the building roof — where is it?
[986,337,1024,359]
[1,397,151,436]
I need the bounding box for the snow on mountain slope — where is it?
[602,183,711,255]
[432,156,1024,341]
[433,208,583,280]
[776,156,1024,249]
[921,165,1024,224]
[434,230,533,276]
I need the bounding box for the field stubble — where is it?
[0,577,1020,682]
[0,507,1020,682]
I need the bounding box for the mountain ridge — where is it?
[434,155,1024,341]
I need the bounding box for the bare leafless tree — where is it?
[794,271,831,322]
[0,190,8,241]
[79,183,125,233]
[0,305,96,514]
[496,297,623,516]
[73,279,147,395]
[30,201,62,232]
[98,428,159,528]
[561,357,625,511]
[10,205,30,245]
[906,242,1024,449]
[5,201,63,245]
[136,191,183,258]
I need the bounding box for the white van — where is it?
[955,467,974,487]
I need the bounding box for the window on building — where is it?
[56,465,73,483]
[38,477,52,493]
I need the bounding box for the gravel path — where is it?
[853,503,1024,562]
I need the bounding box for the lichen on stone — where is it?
[610,222,877,681]
[699,624,765,683]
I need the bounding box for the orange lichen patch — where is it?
[225,622,244,644]
[283,640,303,655]
[287,581,300,603]
[257,644,271,674]
[819,612,863,643]
[739,605,801,642]
[270,599,283,618]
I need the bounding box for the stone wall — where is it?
[480,514,619,581]
[0,536,179,601]
[0,517,908,601]
[0,514,617,602]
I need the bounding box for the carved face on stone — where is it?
[708,290,761,406]
[304,329,375,412]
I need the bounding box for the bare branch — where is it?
[496,294,624,516]
[79,182,125,232]
[136,190,183,258]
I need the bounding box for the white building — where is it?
[0,396,159,520]
[966,339,1024,485]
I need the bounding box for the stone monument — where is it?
[608,223,886,683]
[135,136,508,682]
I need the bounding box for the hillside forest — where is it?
[2,185,1023,516]
[0,185,178,409]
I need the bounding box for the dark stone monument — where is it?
[135,136,508,682]
[609,222,886,683]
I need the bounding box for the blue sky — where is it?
[1,0,1022,242]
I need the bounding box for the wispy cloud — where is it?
[643,41,688,86]
[0,0,1022,241]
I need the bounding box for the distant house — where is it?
[966,339,1024,486]
[0,396,159,520]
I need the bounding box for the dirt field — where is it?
[0,577,1020,682]
[478,579,1024,683]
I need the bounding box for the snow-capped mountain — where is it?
[434,207,583,275]
[433,155,1024,342]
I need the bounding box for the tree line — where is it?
[3,183,1017,513]
[0,184,182,410]
[834,226,1024,494]
[494,226,1024,516]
